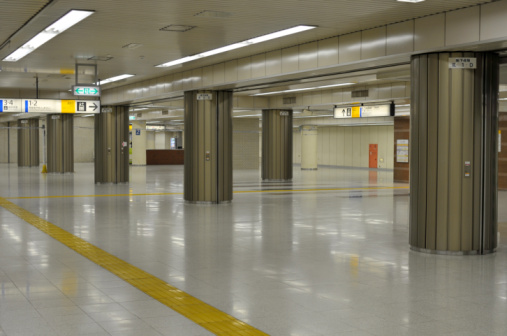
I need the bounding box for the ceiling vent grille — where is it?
[160,25,196,32]
[122,43,143,49]
[283,97,297,104]
[162,110,169,115]
[194,10,232,18]
[351,89,369,98]
[136,113,142,118]
[87,55,113,61]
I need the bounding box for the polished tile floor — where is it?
[0,163,506,336]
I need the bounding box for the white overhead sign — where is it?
[449,57,477,69]
[0,99,100,114]
[334,104,394,119]
[0,99,23,112]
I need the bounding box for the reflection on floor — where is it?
[0,163,506,336]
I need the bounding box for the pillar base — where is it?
[410,245,495,256]
[46,172,75,174]
[185,200,232,205]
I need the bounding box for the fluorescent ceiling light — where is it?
[100,74,135,85]
[235,114,262,117]
[3,10,94,62]
[156,25,316,68]
[252,82,354,96]
[294,115,333,118]
[397,0,425,2]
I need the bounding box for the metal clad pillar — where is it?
[184,90,233,203]
[94,106,129,183]
[300,125,318,170]
[262,109,293,180]
[47,114,74,173]
[17,119,39,167]
[410,52,498,254]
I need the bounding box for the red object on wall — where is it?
[369,144,378,169]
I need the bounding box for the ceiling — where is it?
[0,0,495,93]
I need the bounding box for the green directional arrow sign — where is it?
[72,85,101,97]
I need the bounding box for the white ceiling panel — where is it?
[0,0,495,92]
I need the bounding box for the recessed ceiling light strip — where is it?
[100,74,135,85]
[156,25,316,68]
[252,82,355,96]
[3,10,94,62]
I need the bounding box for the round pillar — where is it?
[262,109,293,181]
[184,90,233,203]
[95,106,129,183]
[47,114,74,173]
[17,119,39,167]
[410,52,498,254]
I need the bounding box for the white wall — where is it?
[293,125,394,169]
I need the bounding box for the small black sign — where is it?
[77,102,87,111]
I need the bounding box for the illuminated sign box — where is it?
[0,98,100,114]
[334,103,394,119]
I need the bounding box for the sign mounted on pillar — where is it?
[449,58,477,69]
[196,93,213,100]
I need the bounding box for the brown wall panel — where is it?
[147,150,184,165]
[394,116,410,183]
[500,112,507,190]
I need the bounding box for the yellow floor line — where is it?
[6,186,409,199]
[0,197,268,336]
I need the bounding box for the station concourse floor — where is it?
[0,164,507,336]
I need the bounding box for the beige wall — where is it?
[146,131,156,149]
[0,122,10,163]
[294,125,394,169]
[74,117,94,162]
[233,118,260,169]
[154,132,166,149]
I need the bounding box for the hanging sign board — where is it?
[334,103,394,119]
[72,85,101,97]
[449,58,477,69]
[0,98,100,113]
[0,99,23,112]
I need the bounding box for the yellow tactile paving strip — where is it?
[0,197,268,336]
[5,186,409,199]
